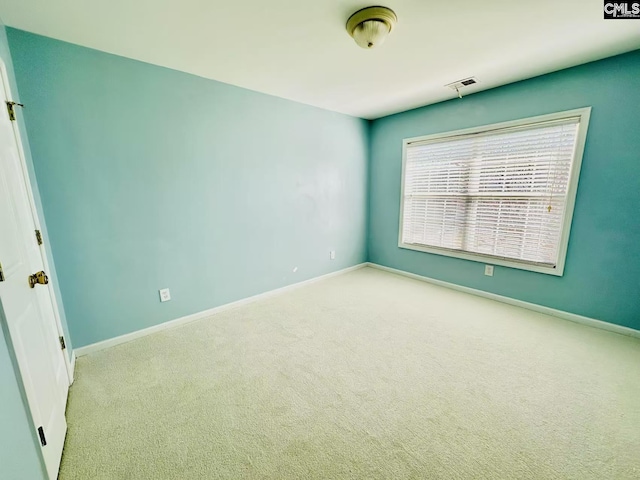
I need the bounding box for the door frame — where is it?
[0,58,74,386]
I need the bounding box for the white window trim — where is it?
[397,107,592,276]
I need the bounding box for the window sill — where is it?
[398,241,564,276]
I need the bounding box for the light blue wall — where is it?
[0,22,47,480]
[7,29,369,348]
[6,29,639,351]
[369,50,640,330]
[0,30,72,358]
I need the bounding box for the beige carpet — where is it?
[60,267,640,479]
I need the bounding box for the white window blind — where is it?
[400,111,589,274]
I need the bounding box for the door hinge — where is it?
[37,426,47,446]
[59,336,66,350]
[5,101,24,121]
[35,229,43,245]
[0,262,4,282]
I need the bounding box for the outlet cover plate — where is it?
[159,288,171,302]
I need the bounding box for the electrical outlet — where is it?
[159,288,171,302]
[330,250,336,260]
[484,265,494,277]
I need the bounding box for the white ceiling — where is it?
[1,0,639,119]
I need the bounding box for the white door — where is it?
[0,65,68,479]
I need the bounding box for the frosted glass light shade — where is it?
[346,6,397,50]
[353,20,390,49]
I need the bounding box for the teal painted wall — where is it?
[0,22,47,480]
[368,50,640,330]
[5,29,639,353]
[0,30,72,359]
[7,29,369,348]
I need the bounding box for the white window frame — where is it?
[398,107,591,276]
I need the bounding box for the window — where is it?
[399,108,591,276]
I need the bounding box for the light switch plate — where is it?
[484,265,494,277]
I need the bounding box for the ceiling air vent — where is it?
[445,77,479,98]
[445,77,479,90]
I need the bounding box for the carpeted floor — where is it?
[59,267,640,479]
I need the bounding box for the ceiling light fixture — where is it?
[346,6,397,49]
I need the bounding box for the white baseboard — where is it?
[75,263,368,357]
[75,261,638,358]
[367,262,640,339]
